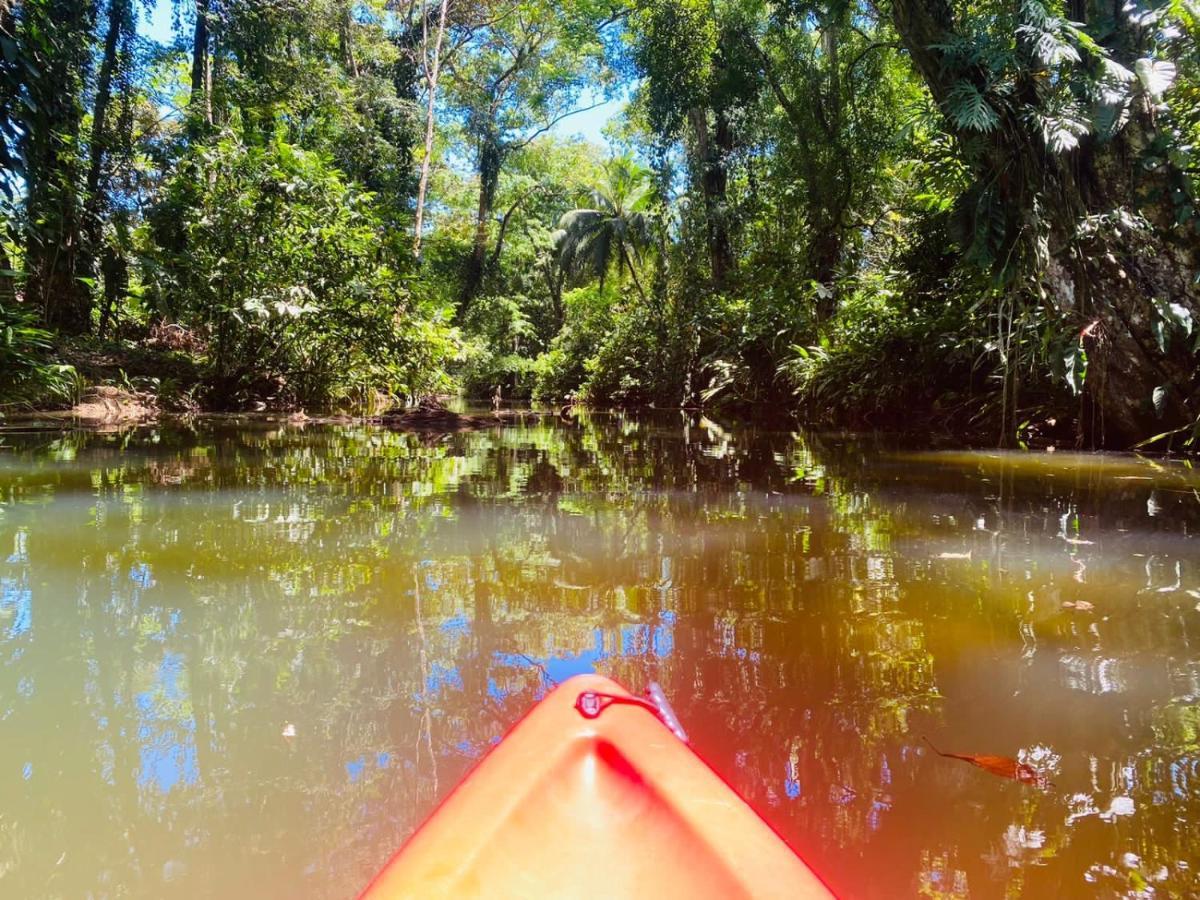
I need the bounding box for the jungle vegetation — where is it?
[1,0,1199,447]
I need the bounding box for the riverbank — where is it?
[0,333,1148,453]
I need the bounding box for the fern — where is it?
[1019,0,1054,29]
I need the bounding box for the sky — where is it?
[139,0,623,147]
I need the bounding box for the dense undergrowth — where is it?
[2,0,1199,448]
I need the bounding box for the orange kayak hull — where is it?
[361,674,833,898]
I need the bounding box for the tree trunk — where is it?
[688,107,734,289]
[412,0,450,261]
[81,0,129,308]
[809,230,841,322]
[340,2,359,78]
[23,0,97,334]
[98,214,129,338]
[0,2,19,183]
[888,0,1200,447]
[190,0,213,135]
[461,136,502,309]
[0,241,15,307]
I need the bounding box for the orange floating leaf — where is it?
[923,737,1051,788]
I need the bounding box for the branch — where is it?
[846,41,901,79]
[739,29,807,134]
[488,184,546,270]
[509,98,609,150]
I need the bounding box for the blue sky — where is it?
[139,0,622,146]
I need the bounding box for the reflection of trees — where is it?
[1,419,1199,895]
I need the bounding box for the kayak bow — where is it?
[361,674,833,898]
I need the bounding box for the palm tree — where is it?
[555,156,654,300]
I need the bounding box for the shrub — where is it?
[0,302,79,408]
[149,135,456,409]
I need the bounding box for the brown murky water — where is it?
[1,412,1198,898]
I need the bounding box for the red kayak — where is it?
[362,674,833,898]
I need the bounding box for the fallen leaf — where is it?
[282,723,296,740]
[923,737,1051,788]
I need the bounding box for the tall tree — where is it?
[738,1,911,320]
[630,0,753,290]
[412,0,451,260]
[445,0,611,308]
[0,0,22,307]
[556,154,654,298]
[20,0,98,333]
[189,0,214,134]
[81,0,136,328]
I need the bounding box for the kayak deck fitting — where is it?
[361,674,832,898]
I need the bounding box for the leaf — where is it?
[1040,112,1089,153]
[1092,102,1129,141]
[1169,302,1193,336]
[924,737,1051,787]
[1135,58,1176,98]
[1017,26,1080,65]
[1102,58,1135,83]
[1153,385,1168,418]
[945,82,1000,133]
[1132,423,1194,448]
[1063,344,1088,395]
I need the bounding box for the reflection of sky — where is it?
[490,615,678,693]
[493,645,605,688]
[346,751,392,783]
[423,662,463,697]
[1170,755,1200,799]
[438,613,469,638]
[136,652,199,794]
[2,531,32,639]
[1,577,32,638]
[418,610,677,704]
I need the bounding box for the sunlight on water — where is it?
[1,413,1199,897]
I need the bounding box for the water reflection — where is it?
[0,416,1199,897]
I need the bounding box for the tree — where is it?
[188,0,214,134]
[630,0,754,289]
[443,0,612,307]
[412,0,451,260]
[737,0,912,320]
[19,0,98,333]
[556,155,655,299]
[884,0,1200,442]
[82,0,137,335]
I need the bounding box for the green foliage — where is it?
[779,278,982,429]
[556,155,655,294]
[150,136,455,407]
[0,301,79,407]
[526,282,618,400]
[2,0,1199,448]
[629,0,719,136]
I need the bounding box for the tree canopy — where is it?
[1,0,1198,447]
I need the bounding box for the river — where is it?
[1,412,1197,897]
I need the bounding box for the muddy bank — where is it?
[10,386,160,428]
